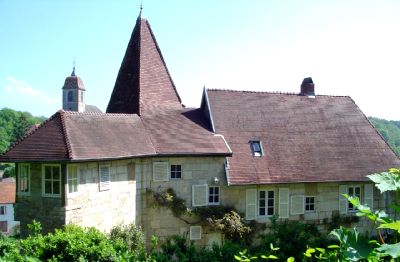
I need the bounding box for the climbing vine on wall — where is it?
[150,188,252,242]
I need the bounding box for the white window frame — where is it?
[250,140,264,157]
[0,206,6,215]
[99,164,111,191]
[170,164,182,179]
[18,163,30,195]
[305,196,316,213]
[347,185,361,212]
[42,164,62,198]
[258,190,275,217]
[208,186,220,205]
[67,164,79,194]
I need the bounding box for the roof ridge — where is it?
[206,88,350,98]
[59,110,73,160]
[62,111,140,117]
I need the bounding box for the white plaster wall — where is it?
[0,203,19,235]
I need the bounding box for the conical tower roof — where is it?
[106,12,182,115]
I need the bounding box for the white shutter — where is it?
[192,185,207,206]
[153,162,169,182]
[364,184,374,210]
[339,185,348,214]
[99,165,110,191]
[290,195,304,215]
[190,226,202,240]
[279,188,289,218]
[245,189,257,220]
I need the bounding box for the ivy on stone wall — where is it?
[150,188,252,242]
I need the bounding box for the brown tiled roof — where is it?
[84,105,102,113]
[0,182,15,204]
[106,15,182,116]
[0,112,70,161]
[142,108,231,156]
[63,75,85,90]
[206,89,400,185]
[62,111,156,160]
[0,110,231,162]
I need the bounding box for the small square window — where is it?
[250,141,263,156]
[42,164,62,197]
[348,186,361,211]
[305,196,315,212]
[0,206,6,215]
[170,165,182,179]
[259,190,274,216]
[67,165,79,194]
[209,186,220,205]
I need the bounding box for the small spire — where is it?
[139,0,143,18]
[71,58,76,76]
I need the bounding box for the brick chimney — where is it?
[300,77,315,96]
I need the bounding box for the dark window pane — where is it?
[268,191,274,198]
[268,199,274,207]
[215,196,219,203]
[260,191,265,198]
[260,200,265,207]
[259,208,265,216]
[45,166,52,179]
[45,181,52,194]
[53,181,60,194]
[268,208,274,215]
[209,196,213,203]
[214,187,219,194]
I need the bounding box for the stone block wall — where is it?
[65,160,137,233]
[138,156,226,245]
[15,163,65,236]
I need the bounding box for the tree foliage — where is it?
[369,117,400,156]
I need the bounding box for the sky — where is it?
[0,0,399,120]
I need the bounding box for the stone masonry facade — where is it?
[16,157,385,242]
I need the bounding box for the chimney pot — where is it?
[300,77,315,96]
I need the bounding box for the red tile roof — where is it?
[106,16,182,116]
[0,182,15,204]
[206,89,400,185]
[0,110,231,162]
[142,108,231,155]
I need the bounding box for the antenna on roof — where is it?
[71,57,76,76]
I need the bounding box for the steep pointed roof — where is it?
[107,13,182,115]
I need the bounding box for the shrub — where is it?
[257,217,328,261]
[21,224,118,261]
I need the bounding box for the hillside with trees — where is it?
[0,108,46,154]
[369,117,400,156]
[0,108,46,177]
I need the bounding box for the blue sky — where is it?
[1,0,399,120]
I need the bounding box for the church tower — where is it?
[62,67,86,112]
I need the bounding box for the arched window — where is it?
[67,91,74,102]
